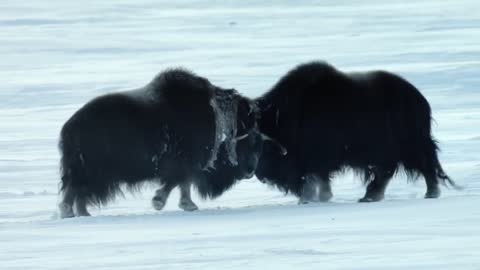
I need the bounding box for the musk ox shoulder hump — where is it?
[145,68,214,105]
[260,61,339,99]
[284,61,338,82]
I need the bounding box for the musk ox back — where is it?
[255,61,458,204]
[58,69,263,218]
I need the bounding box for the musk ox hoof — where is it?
[76,211,91,217]
[60,213,75,219]
[358,194,384,203]
[318,191,333,202]
[59,203,75,219]
[298,199,309,205]
[425,189,441,199]
[298,198,310,205]
[179,200,198,211]
[358,197,374,203]
[152,196,167,211]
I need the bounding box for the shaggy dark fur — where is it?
[58,69,263,218]
[255,61,457,203]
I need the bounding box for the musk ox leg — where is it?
[74,195,91,217]
[299,174,333,204]
[423,166,441,198]
[422,143,443,199]
[407,139,445,199]
[318,178,333,202]
[298,174,319,204]
[59,186,91,218]
[59,186,75,218]
[424,173,441,199]
[298,176,318,204]
[152,182,176,211]
[359,168,395,203]
[179,182,198,211]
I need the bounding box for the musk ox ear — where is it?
[260,133,288,155]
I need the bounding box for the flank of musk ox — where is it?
[58,69,265,218]
[255,61,459,204]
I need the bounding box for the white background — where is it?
[1,0,479,269]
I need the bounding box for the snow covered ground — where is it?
[1,0,480,269]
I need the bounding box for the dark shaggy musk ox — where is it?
[255,61,458,204]
[58,69,264,218]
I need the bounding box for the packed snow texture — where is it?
[1,0,480,269]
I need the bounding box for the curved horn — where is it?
[233,133,249,142]
[260,133,288,156]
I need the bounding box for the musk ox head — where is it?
[207,87,269,181]
[255,137,293,184]
[234,97,288,180]
[253,99,290,185]
[232,98,264,179]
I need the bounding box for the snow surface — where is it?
[1,0,480,269]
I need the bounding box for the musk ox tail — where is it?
[389,72,460,191]
[401,128,461,192]
[430,145,462,190]
[416,107,460,190]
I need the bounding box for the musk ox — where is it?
[255,61,458,204]
[58,69,265,218]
